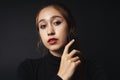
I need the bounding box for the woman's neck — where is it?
[49,48,64,57]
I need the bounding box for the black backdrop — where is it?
[0,0,118,80]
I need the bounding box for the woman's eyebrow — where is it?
[38,19,45,24]
[51,15,63,19]
[38,16,63,23]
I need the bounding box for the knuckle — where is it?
[64,55,69,60]
[67,54,70,57]
[64,45,68,50]
[65,44,69,48]
[73,49,79,53]
[77,60,81,64]
[72,62,76,67]
[65,57,68,60]
[76,56,80,59]
[73,49,76,52]
[68,60,71,63]
[72,60,81,67]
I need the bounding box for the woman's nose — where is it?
[47,25,55,36]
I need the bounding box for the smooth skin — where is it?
[37,6,81,80]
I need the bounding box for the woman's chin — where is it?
[49,47,60,51]
[46,43,66,53]
[48,45,63,52]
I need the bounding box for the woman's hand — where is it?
[57,39,81,80]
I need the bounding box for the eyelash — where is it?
[39,20,62,29]
[40,25,46,29]
[53,21,62,26]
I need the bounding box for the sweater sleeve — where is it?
[52,75,62,80]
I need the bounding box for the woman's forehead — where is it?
[38,6,64,21]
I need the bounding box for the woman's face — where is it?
[37,6,69,52]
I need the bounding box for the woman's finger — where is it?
[63,39,75,54]
[70,56,80,62]
[69,49,80,57]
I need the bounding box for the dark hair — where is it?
[36,0,76,34]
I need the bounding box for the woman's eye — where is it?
[40,25,46,29]
[54,21,61,26]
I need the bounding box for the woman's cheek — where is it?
[39,31,47,44]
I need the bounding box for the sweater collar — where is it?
[46,51,61,66]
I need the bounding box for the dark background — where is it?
[0,0,119,80]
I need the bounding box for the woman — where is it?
[17,1,107,80]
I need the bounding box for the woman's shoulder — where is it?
[18,56,46,69]
[17,56,47,80]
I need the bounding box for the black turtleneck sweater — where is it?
[17,52,108,80]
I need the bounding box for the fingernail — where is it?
[72,39,75,41]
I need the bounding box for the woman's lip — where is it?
[48,38,58,45]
